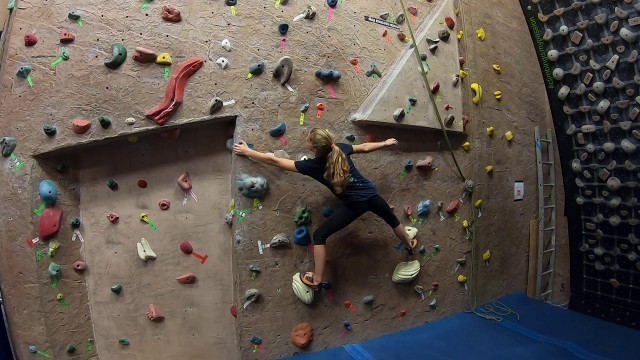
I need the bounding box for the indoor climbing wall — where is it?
[0,0,568,359]
[522,0,640,328]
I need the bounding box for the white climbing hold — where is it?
[125,117,136,125]
[392,260,420,284]
[557,85,570,100]
[221,39,232,52]
[291,273,314,304]
[216,57,229,69]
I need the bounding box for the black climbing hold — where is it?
[345,134,355,142]
[300,103,310,113]
[107,179,118,191]
[70,217,81,229]
[420,53,427,61]
[314,69,341,82]
[278,23,289,36]
[408,98,417,106]
[327,0,338,8]
[268,122,286,138]
[248,61,265,76]
[209,97,224,115]
[55,163,66,173]
[98,116,111,129]
[225,0,237,5]
[43,124,57,137]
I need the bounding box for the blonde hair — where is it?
[309,128,350,194]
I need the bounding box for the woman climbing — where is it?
[232,128,416,290]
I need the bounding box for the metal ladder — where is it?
[534,127,557,302]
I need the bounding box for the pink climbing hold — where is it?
[38,208,63,240]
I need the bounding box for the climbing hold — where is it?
[73,260,87,272]
[408,98,417,106]
[404,205,413,217]
[293,226,310,246]
[429,298,437,308]
[486,126,494,136]
[476,28,485,40]
[68,11,80,20]
[216,57,229,70]
[396,13,405,24]
[158,199,170,210]
[249,61,266,76]
[137,238,157,261]
[405,160,413,171]
[156,53,172,66]
[457,274,467,283]
[95,116,111,129]
[39,180,58,206]
[29,346,36,353]
[294,206,311,226]
[505,131,513,141]
[136,179,147,188]
[292,272,314,304]
[444,16,455,29]
[24,33,37,47]
[620,28,636,43]
[38,208,63,240]
[444,114,455,127]
[278,23,289,35]
[236,174,268,198]
[407,6,417,16]
[16,65,30,79]
[304,6,317,19]
[221,39,232,52]
[471,83,482,105]
[111,284,123,294]
[380,12,390,20]
[485,165,494,173]
[106,178,118,190]
[462,142,470,151]
[72,119,92,134]
[482,250,491,262]
[177,172,192,191]
[492,64,501,74]
[180,241,193,255]
[70,217,81,229]
[457,30,464,40]
[205,97,223,116]
[430,81,440,94]
[176,273,196,284]
[66,345,76,354]
[451,74,460,87]
[322,207,334,218]
[416,156,433,169]
[60,31,75,43]
[392,260,420,283]
[417,200,432,217]
[405,226,418,240]
[291,322,313,348]
[161,5,181,22]
[393,108,405,122]
[273,56,293,85]
[365,64,382,78]
[132,47,157,63]
[107,212,119,223]
[245,288,260,303]
[118,339,130,346]
[48,262,61,279]
[125,117,136,125]
[446,199,461,214]
[104,44,127,70]
[397,32,407,42]
[267,233,290,248]
[363,295,375,305]
[494,90,502,100]
[460,70,468,78]
[327,0,338,8]
[315,69,341,82]
[147,304,165,322]
[438,29,450,42]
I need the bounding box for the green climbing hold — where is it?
[293,206,311,226]
[105,44,127,70]
[66,344,76,353]
[107,179,118,190]
[70,217,81,229]
[111,284,123,294]
[48,262,61,279]
[43,124,57,137]
[98,116,112,129]
[61,49,70,60]
[118,338,130,346]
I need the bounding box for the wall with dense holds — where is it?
[0,0,570,358]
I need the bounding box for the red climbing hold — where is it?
[24,34,38,47]
[230,305,238,318]
[445,16,455,30]
[137,180,148,188]
[180,241,193,255]
[38,208,63,240]
[445,199,461,214]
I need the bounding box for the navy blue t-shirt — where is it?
[294,143,378,203]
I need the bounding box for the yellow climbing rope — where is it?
[397,0,466,182]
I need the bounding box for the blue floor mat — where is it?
[287,292,640,360]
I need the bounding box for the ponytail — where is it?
[324,145,350,194]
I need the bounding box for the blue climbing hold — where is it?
[417,200,432,217]
[250,336,262,345]
[268,122,286,138]
[419,245,426,254]
[39,180,58,206]
[278,23,289,36]
[293,226,310,246]
[321,207,334,218]
[29,345,37,353]
[314,69,341,83]
[327,0,338,8]
[343,321,352,331]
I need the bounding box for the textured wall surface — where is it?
[0,0,569,358]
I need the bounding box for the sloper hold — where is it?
[177,172,192,191]
[269,122,286,137]
[315,69,341,82]
[1,137,16,157]
[104,44,127,69]
[249,61,265,76]
[132,47,157,63]
[38,208,63,240]
[39,180,58,206]
[161,4,181,22]
[273,56,293,85]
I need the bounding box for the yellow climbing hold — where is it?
[457,274,467,283]
[462,141,471,151]
[486,126,494,136]
[474,199,483,208]
[156,53,172,66]
[462,220,469,228]
[492,64,501,74]
[457,31,464,40]
[455,8,460,16]
[56,293,64,300]
[485,165,494,173]
[471,83,482,105]
[482,250,491,262]
[460,70,469,79]
[505,131,514,141]
[476,28,486,41]
[494,90,502,100]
